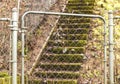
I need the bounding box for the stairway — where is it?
[29,0,95,84]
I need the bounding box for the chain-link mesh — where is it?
[114,18,120,83]
[28,0,105,83]
[0,0,106,84]
[0,21,10,71]
[0,0,59,73]
[21,0,67,74]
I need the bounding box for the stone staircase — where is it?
[29,0,96,83]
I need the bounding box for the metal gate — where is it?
[21,11,107,84]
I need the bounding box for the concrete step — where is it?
[65,9,94,14]
[59,18,91,23]
[51,33,88,40]
[67,3,95,6]
[34,71,80,79]
[68,0,95,3]
[66,6,94,10]
[47,40,87,47]
[36,62,82,71]
[28,79,77,84]
[57,23,91,28]
[40,54,84,63]
[46,47,85,54]
[61,28,89,34]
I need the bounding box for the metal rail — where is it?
[21,11,107,84]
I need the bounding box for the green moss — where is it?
[66,6,94,10]
[51,34,88,40]
[37,63,81,71]
[67,3,95,6]
[58,23,91,28]
[46,47,85,54]
[72,10,94,14]
[40,54,84,63]
[59,18,91,23]
[48,40,87,47]
[35,71,80,79]
[68,0,95,2]
[62,28,89,34]
[29,79,77,84]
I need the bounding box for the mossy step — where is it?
[37,63,82,71]
[66,10,94,14]
[47,40,87,47]
[61,28,89,34]
[67,3,95,6]
[68,0,95,3]
[29,79,77,84]
[34,71,80,79]
[68,0,95,2]
[60,16,91,19]
[59,18,91,23]
[40,54,84,63]
[46,47,85,54]
[51,34,88,40]
[57,23,91,28]
[66,6,94,10]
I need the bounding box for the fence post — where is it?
[11,8,18,84]
[108,10,114,84]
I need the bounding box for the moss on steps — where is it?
[51,34,88,40]
[68,0,95,2]
[34,71,80,79]
[66,6,94,10]
[40,54,84,63]
[66,9,94,14]
[36,63,82,71]
[67,3,95,6]
[62,28,89,34]
[46,47,85,54]
[29,79,77,84]
[57,23,91,28]
[59,18,91,23]
[47,40,87,47]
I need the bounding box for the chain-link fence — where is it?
[27,15,105,84]
[114,16,120,83]
[0,0,107,84]
[0,21,11,71]
[0,0,61,73]
[23,0,67,74]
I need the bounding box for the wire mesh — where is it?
[22,0,106,84]
[20,0,67,73]
[0,0,106,84]
[27,10,105,84]
[0,21,11,71]
[114,18,120,83]
[27,16,105,84]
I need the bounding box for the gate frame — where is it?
[21,11,107,84]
